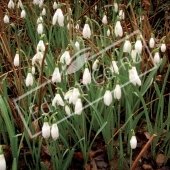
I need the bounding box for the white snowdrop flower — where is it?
[95,5,97,12]
[64,90,73,100]
[75,98,83,115]
[33,0,39,5]
[53,2,58,10]
[37,23,43,34]
[52,93,64,106]
[75,23,79,30]
[72,88,80,105]
[39,0,43,8]
[32,52,43,66]
[154,52,160,64]
[65,105,71,116]
[14,52,19,67]
[149,37,155,48]
[135,37,142,54]
[114,2,118,12]
[21,10,26,18]
[82,24,91,39]
[102,15,108,24]
[114,84,121,100]
[110,61,119,74]
[161,42,166,52]
[75,41,80,51]
[42,8,46,16]
[107,29,110,36]
[104,90,112,106]
[83,67,91,85]
[92,59,99,71]
[42,119,50,138]
[53,8,64,26]
[37,16,43,24]
[0,148,6,170]
[8,0,14,9]
[51,123,59,140]
[130,131,137,149]
[52,67,61,83]
[115,21,123,37]
[26,73,33,87]
[123,39,131,53]
[17,0,23,9]
[67,23,72,29]
[4,15,9,24]
[129,67,141,86]
[37,40,45,53]
[119,10,125,20]
[60,51,71,65]
[32,66,35,74]
[131,49,137,62]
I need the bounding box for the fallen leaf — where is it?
[142,0,151,11]
[156,154,164,167]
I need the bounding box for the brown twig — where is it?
[130,134,157,170]
[38,43,49,111]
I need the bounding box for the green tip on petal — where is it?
[85,62,88,68]
[52,118,57,124]
[137,36,141,40]
[44,116,48,122]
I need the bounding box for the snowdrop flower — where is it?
[26,73,33,87]
[8,0,14,9]
[154,52,160,64]
[75,98,83,115]
[95,5,97,12]
[52,93,64,106]
[32,52,43,66]
[130,130,137,149]
[82,65,91,85]
[42,8,46,16]
[104,87,112,106]
[135,36,142,54]
[33,0,39,5]
[51,119,59,140]
[37,16,43,24]
[83,24,91,39]
[67,23,72,29]
[14,51,19,67]
[60,50,71,65]
[107,29,110,36]
[92,59,99,71]
[32,66,35,74]
[72,87,80,105]
[53,2,58,10]
[65,105,71,116]
[0,147,6,170]
[39,0,43,8]
[119,10,125,20]
[37,40,45,53]
[21,9,26,18]
[75,23,79,30]
[129,67,141,86]
[149,34,155,48]
[131,49,137,62]
[42,117,50,138]
[75,41,80,51]
[102,14,108,24]
[115,18,123,37]
[37,23,43,35]
[110,61,119,74]
[4,15,9,24]
[52,67,61,83]
[64,90,73,100]
[53,8,64,26]
[17,0,23,9]
[114,2,118,12]
[161,41,166,52]
[123,36,131,53]
[114,84,121,100]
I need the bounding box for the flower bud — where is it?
[51,122,59,140]
[8,0,14,9]
[115,21,123,37]
[42,117,50,138]
[52,67,61,83]
[107,29,110,36]
[114,2,118,12]
[92,59,99,71]
[26,73,33,87]
[82,68,91,85]
[65,105,71,116]
[104,89,112,106]
[75,41,80,51]
[161,42,166,52]
[102,15,108,24]
[53,2,57,10]
[114,84,121,100]
[42,8,46,16]
[135,37,142,54]
[154,52,160,64]
[75,98,83,115]
[21,10,26,18]
[129,67,141,86]
[82,24,91,39]
[14,52,19,67]
[130,130,137,149]
[4,15,9,24]
[32,66,35,74]
[37,23,43,35]
[123,39,131,53]
[149,37,155,48]
[119,10,125,20]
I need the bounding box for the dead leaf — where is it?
[142,164,153,170]
[142,0,151,11]
[156,154,164,167]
